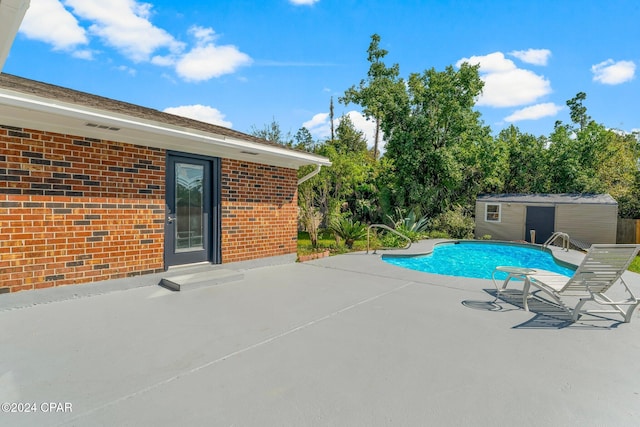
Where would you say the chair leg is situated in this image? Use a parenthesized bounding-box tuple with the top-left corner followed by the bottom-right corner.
(522, 278, 532, 311)
(623, 302, 640, 323)
(572, 299, 588, 322)
(573, 294, 639, 323)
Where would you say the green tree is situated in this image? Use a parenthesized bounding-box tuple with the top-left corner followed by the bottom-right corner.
(250, 119, 292, 146)
(332, 114, 368, 154)
(293, 127, 315, 152)
(382, 61, 488, 217)
(298, 114, 377, 226)
(497, 125, 549, 193)
(546, 93, 640, 216)
(592, 128, 639, 216)
(566, 91, 590, 131)
(341, 34, 405, 160)
(329, 96, 335, 141)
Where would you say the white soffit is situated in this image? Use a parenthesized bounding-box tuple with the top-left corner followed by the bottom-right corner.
(0, 88, 331, 169)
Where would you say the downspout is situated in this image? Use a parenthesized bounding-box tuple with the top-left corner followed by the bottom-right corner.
(297, 163, 322, 185)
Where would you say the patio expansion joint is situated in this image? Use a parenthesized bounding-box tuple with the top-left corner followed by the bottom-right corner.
(302, 261, 478, 291)
(59, 280, 416, 425)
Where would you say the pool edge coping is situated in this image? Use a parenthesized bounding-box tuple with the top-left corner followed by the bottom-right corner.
(380, 239, 583, 270)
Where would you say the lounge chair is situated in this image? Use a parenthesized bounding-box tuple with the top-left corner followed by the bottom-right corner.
(497, 244, 640, 323)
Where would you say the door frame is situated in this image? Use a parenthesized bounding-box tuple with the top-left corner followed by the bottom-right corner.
(164, 151, 221, 268)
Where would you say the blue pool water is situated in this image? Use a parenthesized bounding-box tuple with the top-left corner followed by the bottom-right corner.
(382, 242, 576, 279)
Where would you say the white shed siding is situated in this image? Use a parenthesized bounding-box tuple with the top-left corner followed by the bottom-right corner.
(475, 202, 526, 240)
(474, 194, 618, 244)
(556, 204, 617, 244)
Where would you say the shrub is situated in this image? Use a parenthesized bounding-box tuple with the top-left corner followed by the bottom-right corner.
(383, 207, 430, 242)
(430, 205, 475, 239)
(329, 217, 368, 249)
(299, 205, 323, 248)
(426, 230, 450, 239)
(395, 224, 425, 242)
(386, 207, 429, 233)
(372, 230, 407, 248)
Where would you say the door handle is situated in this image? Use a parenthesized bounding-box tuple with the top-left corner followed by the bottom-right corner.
(167, 216, 176, 224)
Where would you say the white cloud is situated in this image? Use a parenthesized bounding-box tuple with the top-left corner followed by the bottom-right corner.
(64, 0, 183, 62)
(480, 69, 551, 107)
(457, 52, 551, 108)
(115, 65, 137, 76)
(173, 26, 252, 81)
(303, 110, 379, 150)
(72, 49, 94, 60)
(591, 59, 636, 85)
(19, 0, 88, 52)
(346, 111, 377, 149)
(459, 52, 515, 73)
(163, 104, 232, 128)
(509, 49, 551, 66)
(174, 45, 252, 81)
(303, 112, 331, 138)
(289, 0, 320, 5)
(19, 1, 252, 82)
(504, 103, 563, 122)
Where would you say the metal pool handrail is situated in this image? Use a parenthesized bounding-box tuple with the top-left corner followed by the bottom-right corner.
(366, 224, 412, 254)
(543, 231, 570, 251)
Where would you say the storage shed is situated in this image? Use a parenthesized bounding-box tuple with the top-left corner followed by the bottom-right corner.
(474, 194, 618, 245)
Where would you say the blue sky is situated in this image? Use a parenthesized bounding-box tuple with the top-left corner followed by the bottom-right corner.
(5, 0, 639, 149)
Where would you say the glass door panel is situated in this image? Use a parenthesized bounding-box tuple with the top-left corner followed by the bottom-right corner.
(175, 163, 204, 252)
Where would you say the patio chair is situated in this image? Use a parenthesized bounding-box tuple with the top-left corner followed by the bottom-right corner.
(499, 244, 640, 323)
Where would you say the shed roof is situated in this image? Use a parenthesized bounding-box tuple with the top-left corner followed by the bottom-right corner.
(477, 193, 618, 205)
(0, 73, 331, 169)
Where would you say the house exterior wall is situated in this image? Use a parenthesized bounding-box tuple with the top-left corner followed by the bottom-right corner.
(0, 125, 299, 293)
(0, 125, 166, 293)
(221, 159, 298, 263)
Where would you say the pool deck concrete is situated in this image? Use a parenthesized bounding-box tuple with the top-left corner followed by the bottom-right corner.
(1, 240, 640, 426)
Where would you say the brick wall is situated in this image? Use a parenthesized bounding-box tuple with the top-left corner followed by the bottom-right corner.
(0, 125, 300, 293)
(221, 159, 298, 263)
(0, 125, 165, 293)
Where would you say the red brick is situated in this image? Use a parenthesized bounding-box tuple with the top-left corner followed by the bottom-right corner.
(1, 126, 300, 293)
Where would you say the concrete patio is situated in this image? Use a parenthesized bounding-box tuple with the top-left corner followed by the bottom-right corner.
(1, 241, 640, 426)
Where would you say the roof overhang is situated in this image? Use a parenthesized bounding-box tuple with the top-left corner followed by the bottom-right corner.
(0, 87, 331, 169)
(477, 193, 617, 205)
(0, 0, 29, 71)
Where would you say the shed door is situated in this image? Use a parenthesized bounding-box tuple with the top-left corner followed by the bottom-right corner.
(525, 206, 555, 244)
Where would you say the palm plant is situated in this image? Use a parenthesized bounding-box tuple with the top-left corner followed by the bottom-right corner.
(329, 217, 368, 249)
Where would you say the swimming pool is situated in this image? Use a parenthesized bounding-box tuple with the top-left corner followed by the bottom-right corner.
(382, 241, 576, 279)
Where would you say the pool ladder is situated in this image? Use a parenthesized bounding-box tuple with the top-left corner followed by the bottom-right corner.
(366, 224, 412, 254)
(543, 231, 570, 251)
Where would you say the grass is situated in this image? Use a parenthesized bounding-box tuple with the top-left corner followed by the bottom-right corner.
(630, 256, 640, 274)
(297, 228, 453, 257)
(297, 230, 369, 257)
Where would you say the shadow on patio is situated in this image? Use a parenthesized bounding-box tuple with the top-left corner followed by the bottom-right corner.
(462, 288, 627, 330)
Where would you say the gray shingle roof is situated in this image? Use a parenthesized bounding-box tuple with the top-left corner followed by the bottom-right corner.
(0, 72, 302, 154)
(477, 193, 617, 205)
